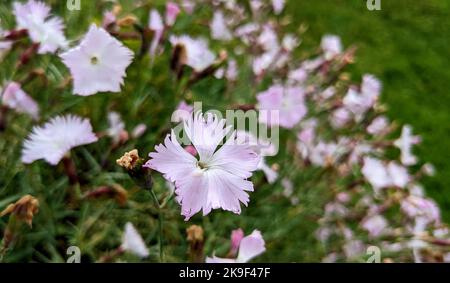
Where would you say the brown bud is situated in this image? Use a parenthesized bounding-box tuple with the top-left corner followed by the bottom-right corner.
(186, 225, 204, 263)
(116, 149, 140, 170)
(117, 15, 138, 27)
(0, 195, 39, 227)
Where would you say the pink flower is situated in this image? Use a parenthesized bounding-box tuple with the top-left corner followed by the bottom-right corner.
(210, 11, 232, 41)
(148, 9, 164, 58)
(102, 11, 116, 28)
(401, 196, 440, 224)
(330, 107, 351, 129)
(1, 82, 39, 120)
(362, 157, 410, 192)
(367, 116, 389, 135)
(171, 100, 193, 123)
(272, 0, 285, 15)
(170, 35, 216, 72)
(165, 2, 181, 26)
(394, 125, 421, 166)
(22, 115, 98, 165)
(121, 222, 149, 258)
(60, 24, 134, 96)
(144, 112, 260, 220)
(257, 85, 307, 129)
(206, 230, 266, 263)
(320, 35, 342, 60)
(230, 228, 244, 255)
(361, 215, 388, 237)
(13, 0, 67, 54)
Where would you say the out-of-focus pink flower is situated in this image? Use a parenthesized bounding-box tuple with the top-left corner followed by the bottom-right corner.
(272, 0, 285, 15)
(309, 141, 341, 167)
(170, 35, 216, 72)
(330, 107, 351, 129)
(106, 111, 126, 144)
(22, 115, 98, 165)
(288, 67, 308, 84)
(13, 0, 67, 54)
(206, 230, 265, 263)
(394, 125, 421, 166)
(165, 2, 181, 26)
(320, 34, 342, 60)
(282, 34, 299, 51)
(362, 157, 410, 192)
(102, 11, 116, 28)
(361, 215, 388, 237)
(343, 80, 379, 122)
(131, 123, 147, 138)
(144, 112, 260, 220)
(60, 24, 134, 96)
(401, 195, 440, 224)
(225, 59, 238, 81)
(181, 0, 195, 14)
(148, 9, 164, 58)
(367, 116, 389, 135)
(121, 222, 149, 258)
(0, 24, 12, 59)
(171, 100, 193, 123)
(1, 82, 39, 120)
(257, 85, 307, 129)
(230, 228, 244, 255)
(343, 240, 365, 259)
(211, 11, 232, 41)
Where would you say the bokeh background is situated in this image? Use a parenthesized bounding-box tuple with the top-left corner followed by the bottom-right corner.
(288, 0, 450, 221)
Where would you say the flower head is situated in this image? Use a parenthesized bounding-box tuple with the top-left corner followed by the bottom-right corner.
(394, 125, 421, 166)
(121, 222, 149, 258)
(60, 24, 134, 96)
(13, 0, 67, 54)
(144, 112, 260, 220)
(170, 35, 216, 72)
(321, 34, 342, 60)
(206, 230, 266, 263)
(165, 2, 181, 26)
(211, 11, 232, 41)
(257, 84, 307, 129)
(22, 115, 98, 165)
(1, 82, 39, 120)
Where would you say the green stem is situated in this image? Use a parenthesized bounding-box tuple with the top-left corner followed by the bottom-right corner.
(150, 190, 164, 262)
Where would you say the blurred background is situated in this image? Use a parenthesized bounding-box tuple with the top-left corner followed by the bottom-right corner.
(287, 0, 450, 220)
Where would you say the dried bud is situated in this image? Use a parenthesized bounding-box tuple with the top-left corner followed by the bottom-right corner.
(0, 195, 39, 227)
(117, 15, 138, 27)
(116, 149, 140, 170)
(186, 225, 204, 263)
(83, 184, 128, 206)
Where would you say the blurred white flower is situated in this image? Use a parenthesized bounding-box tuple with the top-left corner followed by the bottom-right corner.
(22, 115, 98, 165)
(170, 35, 216, 72)
(13, 0, 67, 54)
(394, 125, 421, 166)
(1, 81, 39, 120)
(272, 0, 285, 15)
(211, 11, 232, 41)
(320, 34, 342, 60)
(361, 215, 388, 237)
(367, 116, 389, 135)
(121, 222, 149, 258)
(106, 111, 126, 144)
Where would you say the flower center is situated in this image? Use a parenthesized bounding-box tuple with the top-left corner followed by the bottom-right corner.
(197, 161, 208, 170)
(90, 56, 99, 65)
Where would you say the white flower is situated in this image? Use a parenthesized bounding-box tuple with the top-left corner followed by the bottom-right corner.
(22, 115, 98, 165)
(60, 24, 134, 96)
(320, 34, 342, 60)
(170, 35, 216, 72)
(272, 0, 285, 15)
(361, 215, 388, 237)
(1, 81, 39, 120)
(394, 125, 421, 166)
(362, 157, 410, 191)
(210, 11, 232, 41)
(121, 222, 149, 258)
(106, 111, 126, 143)
(13, 0, 67, 54)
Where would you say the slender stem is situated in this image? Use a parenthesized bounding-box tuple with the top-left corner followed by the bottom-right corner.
(150, 190, 164, 262)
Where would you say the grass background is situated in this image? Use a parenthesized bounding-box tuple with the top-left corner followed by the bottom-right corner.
(288, 0, 450, 221)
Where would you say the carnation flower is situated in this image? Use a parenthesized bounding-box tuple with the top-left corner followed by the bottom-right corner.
(257, 84, 307, 129)
(367, 116, 389, 135)
(13, 0, 67, 54)
(165, 2, 181, 26)
(170, 35, 216, 72)
(361, 215, 388, 238)
(362, 157, 410, 192)
(171, 100, 193, 123)
(106, 111, 127, 144)
(120, 222, 149, 258)
(320, 34, 342, 60)
(145, 112, 260, 220)
(394, 125, 421, 166)
(1, 82, 39, 120)
(149, 9, 164, 58)
(401, 196, 440, 224)
(22, 115, 98, 165)
(211, 11, 232, 41)
(60, 24, 134, 96)
(206, 230, 266, 263)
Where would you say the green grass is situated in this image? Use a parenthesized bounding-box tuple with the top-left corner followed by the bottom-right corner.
(288, 0, 450, 221)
